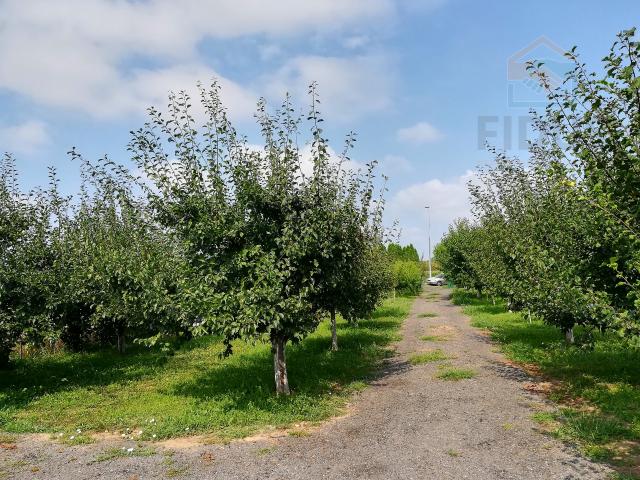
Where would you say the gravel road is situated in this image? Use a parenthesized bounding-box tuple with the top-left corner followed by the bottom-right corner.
(2, 288, 613, 479)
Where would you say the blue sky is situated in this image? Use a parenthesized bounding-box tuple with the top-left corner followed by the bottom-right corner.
(1, 0, 637, 258)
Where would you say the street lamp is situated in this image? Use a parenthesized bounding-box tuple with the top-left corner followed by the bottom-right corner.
(425, 206, 432, 278)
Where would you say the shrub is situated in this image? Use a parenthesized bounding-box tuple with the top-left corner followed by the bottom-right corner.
(392, 260, 423, 296)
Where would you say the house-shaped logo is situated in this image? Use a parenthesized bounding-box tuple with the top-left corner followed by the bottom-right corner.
(507, 36, 572, 107)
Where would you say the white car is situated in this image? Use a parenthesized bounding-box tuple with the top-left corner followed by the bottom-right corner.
(427, 274, 446, 286)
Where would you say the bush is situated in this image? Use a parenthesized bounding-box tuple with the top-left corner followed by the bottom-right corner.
(392, 260, 423, 296)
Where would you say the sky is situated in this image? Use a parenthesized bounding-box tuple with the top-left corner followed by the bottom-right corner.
(1, 0, 638, 259)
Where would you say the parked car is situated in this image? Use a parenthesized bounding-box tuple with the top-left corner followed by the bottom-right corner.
(427, 273, 446, 286)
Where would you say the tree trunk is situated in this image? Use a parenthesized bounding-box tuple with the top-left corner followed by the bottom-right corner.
(271, 335, 290, 395)
(564, 326, 574, 345)
(330, 308, 338, 352)
(117, 326, 126, 354)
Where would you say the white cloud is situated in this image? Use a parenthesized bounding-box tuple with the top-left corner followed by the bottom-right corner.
(0, 121, 50, 154)
(343, 35, 370, 49)
(1, 1, 395, 54)
(380, 154, 413, 174)
(264, 55, 394, 122)
(389, 170, 474, 222)
(0, 0, 402, 120)
(128, 65, 258, 121)
(385, 171, 474, 255)
(259, 45, 283, 62)
(399, 0, 448, 13)
(0, 28, 257, 121)
(397, 121, 443, 144)
(298, 143, 365, 177)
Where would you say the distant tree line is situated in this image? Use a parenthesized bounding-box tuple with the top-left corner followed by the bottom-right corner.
(435, 29, 640, 343)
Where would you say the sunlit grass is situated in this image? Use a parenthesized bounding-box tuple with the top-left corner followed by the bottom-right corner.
(409, 349, 449, 365)
(435, 367, 476, 380)
(0, 297, 412, 441)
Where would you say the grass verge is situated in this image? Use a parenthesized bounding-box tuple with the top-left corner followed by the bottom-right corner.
(0, 297, 412, 442)
(453, 289, 640, 476)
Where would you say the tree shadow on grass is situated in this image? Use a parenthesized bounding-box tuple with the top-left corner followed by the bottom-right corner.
(475, 304, 511, 315)
(369, 304, 409, 319)
(0, 339, 215, 414)
(0, 300, 409, 426)
(171, 326, 399, 412)
(547, 345, 640, 387)
(480, 317, 640, 387)
(337, 319, 400, 332)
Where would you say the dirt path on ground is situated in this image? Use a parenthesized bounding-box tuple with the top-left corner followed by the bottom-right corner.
(3, 288, 613, 479)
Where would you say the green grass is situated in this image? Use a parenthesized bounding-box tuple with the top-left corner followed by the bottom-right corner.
(531, 411, 556, 425)
(609, 473, 640, 480)
(418, 312, 438, 318)
(93, 445, 156, 463)
(256, 446, 276, 456)
(420, 335, 449, 342)
(0, 297, 412, 442)
(453, 289, 640, 470)
(409, 349, 449, 365)
(57, 432, 95, 445)
(436, 367, 476, 381)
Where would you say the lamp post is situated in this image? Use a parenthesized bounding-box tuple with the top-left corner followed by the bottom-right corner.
(425, 205, 432, 278)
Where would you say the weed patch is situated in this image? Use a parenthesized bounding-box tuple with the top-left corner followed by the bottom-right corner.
(257, 447, 275, 456)
(93, 445, 156, 463)
(409, 350, 449, 365)
(436, 367, 476, 381)
(420, 335, 448, 342)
